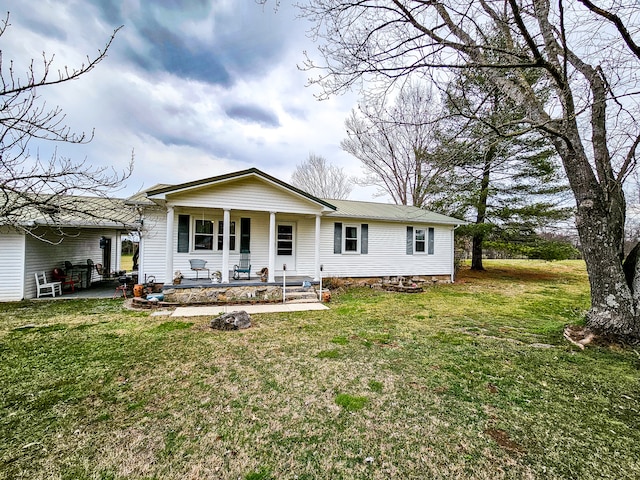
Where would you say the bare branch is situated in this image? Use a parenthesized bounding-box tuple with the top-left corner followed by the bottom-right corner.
(0, 13, 131, 234)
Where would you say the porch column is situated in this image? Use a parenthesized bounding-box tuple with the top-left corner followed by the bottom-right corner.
(268, 211, 276, 282)
(314, 214, 321, 281)
(165, 205, 174, 284)
(222, 208, 231, 283)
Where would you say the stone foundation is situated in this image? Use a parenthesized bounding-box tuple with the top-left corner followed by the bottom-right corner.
(163, 285, 283, 305)
(340, 275, 452, 288)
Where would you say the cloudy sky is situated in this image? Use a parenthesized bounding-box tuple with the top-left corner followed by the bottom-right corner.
(4, 1, 376, 199)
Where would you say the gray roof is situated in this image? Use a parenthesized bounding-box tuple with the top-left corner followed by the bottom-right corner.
(125, 185, 170, 206)
(2, 194, 138, 228)
(323, 198, 465, 225)
(125, 169, 464, 226)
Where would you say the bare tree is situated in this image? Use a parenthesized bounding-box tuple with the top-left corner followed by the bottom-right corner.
(297, 1, 640, 341)
(342, 83, 448, 207)
(0, 13, 132, 239)
(290, 153, 353, 199)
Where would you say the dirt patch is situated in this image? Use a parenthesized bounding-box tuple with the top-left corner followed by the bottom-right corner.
(485, 428, 525, 454)
(563, 325, 630, 349)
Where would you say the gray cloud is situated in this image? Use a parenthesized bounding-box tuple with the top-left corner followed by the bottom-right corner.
(224, 103, 280, 127)
(91, 0, 297, 87)
(4, 1, 369, 199)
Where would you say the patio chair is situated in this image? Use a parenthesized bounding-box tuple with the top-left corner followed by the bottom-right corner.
(35, 271, 62, 298)
(233, 252, 251, 280)
(95, 263, 107, 281)
(189, 259, 210, 280)
(65, 260, 86, 288)
(51, 267, 76, 293)
(87, 259, 95, 284)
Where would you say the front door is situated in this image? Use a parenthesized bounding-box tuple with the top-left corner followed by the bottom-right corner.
(276, 223, 295, 272)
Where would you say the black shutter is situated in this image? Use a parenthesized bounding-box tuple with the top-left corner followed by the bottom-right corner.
(428, 227, 435, 254)
(177, 215, 190, 253)
(334, 222, 342, 254)
(240, 218, 251, 253)
(406, 226, 414, 255)
(361, 224, 368, 254)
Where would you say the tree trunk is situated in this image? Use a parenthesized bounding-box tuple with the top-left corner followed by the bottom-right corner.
(577, 199, 639, 339)
(561, 143, 640, 340)
(471, 145, 494, 271)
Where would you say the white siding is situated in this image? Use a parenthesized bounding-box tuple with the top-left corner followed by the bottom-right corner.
(145, 208, 456, 282)
(166, 177, 325, 215)
(23, 228, 121, 299)
(0, 228, 26, 301)
(139, 208, 168, 283)
(319, 219, 454, 278)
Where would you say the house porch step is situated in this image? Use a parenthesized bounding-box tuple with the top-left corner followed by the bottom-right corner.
(286, 298, 321, 304)
(284, 289, 319, 303)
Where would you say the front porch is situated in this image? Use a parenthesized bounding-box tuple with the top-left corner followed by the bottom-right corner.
(160, 207, 324, 285)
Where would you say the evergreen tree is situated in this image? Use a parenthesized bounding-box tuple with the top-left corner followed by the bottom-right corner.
(431, 68, 571, 270)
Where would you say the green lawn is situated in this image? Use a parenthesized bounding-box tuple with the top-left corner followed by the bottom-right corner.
(120, 253, 133, 272)
(1, 260, 638, 479)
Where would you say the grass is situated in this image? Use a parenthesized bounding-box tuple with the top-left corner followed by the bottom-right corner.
(1, 260, 639, 479)
(120, 253, 133, 272)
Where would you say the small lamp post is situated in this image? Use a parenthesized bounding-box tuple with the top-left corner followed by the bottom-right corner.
(282, 264, 287, 304)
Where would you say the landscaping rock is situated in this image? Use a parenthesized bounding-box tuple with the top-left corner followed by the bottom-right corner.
(210, 311, 252, 330)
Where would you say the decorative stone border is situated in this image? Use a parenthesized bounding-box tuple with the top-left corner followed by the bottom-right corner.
(162, 284, 283, 305)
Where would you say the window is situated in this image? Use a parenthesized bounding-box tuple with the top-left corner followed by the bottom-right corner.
(407, 226, 435, 255)
(415, 228, 426, 253)
(194, 219, 213, 250)
(277, 224, 293, 256)
(334, 222, 368, 254)
(217, 221, 236, 251)
(344, 225, 359, 253)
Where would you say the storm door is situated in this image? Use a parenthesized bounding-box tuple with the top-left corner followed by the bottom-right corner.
(276, 223, 295, 271)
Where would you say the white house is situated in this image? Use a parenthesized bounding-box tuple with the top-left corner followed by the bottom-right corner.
(0, 168, 465, 301)
(132, 168, 464, 285)
(0, 197, 136, 301)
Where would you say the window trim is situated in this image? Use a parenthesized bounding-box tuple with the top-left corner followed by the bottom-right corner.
(414, 228, 427, 254)
(343, 223, 360, 254)
(408, 225, 435, 255)
(193, 218, 214, 251)
(191, 218, 240, 253)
